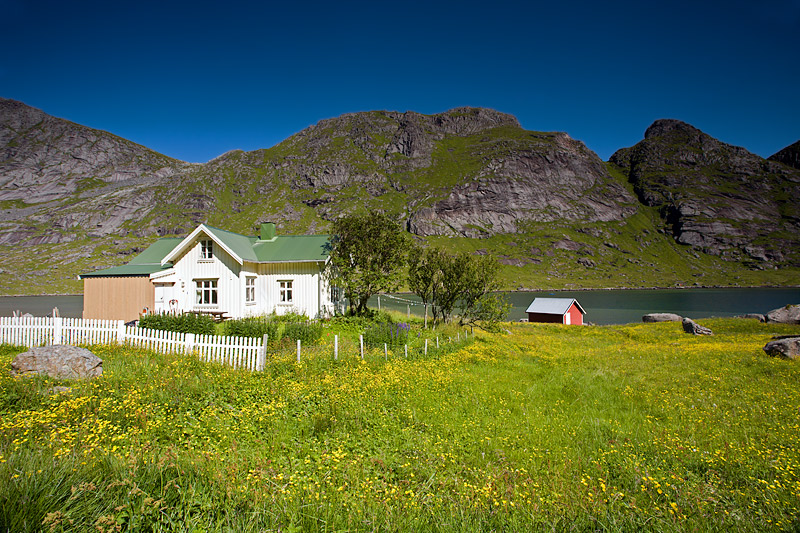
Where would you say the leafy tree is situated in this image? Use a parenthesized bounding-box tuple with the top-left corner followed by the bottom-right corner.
(408, 247, 508, 328)
(325, 211, 410, 315)
(457, 255, 509, 329)
(407, 245, 444, 328)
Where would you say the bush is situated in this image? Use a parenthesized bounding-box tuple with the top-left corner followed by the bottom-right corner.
(284, 321, 323, 345)
(224, 316, 279, 339)
(138, 312, 216, 335)
(364, 322, 410, 347)
(224, 316, 323, 345)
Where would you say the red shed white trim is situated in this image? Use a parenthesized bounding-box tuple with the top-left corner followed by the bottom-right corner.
(525, 298, 586, 325)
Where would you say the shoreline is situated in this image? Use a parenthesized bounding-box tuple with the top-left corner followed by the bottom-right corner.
(2, 284, 800, 298)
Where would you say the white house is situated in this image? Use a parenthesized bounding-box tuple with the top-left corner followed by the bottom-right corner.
(81, 223, 337, 321)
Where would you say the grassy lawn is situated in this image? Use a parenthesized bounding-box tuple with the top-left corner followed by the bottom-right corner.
(1, 318, 799, 531)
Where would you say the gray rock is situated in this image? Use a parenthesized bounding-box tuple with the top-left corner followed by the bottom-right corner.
(735, 313, 765, 322)
(763, 337, 800, 360)
(642, 313, 683, 323)
(765, 304, 800, 324)
(11, 345, 103, 379)
(682, 318, 713, 335)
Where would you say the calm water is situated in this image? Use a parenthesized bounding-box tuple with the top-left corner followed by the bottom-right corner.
(0, 295, 83, 318)
(1, 288, 798, 325)
(372, 287, 800, 325)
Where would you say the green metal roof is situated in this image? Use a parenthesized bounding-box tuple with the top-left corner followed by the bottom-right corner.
(128, 238, 183, 265)
(80, 228, 330, 279)
(202, 226, 329, 263)
(204, 226, 259, 262)
(80, 238, 181, 278)
(253, 234, 330, 262)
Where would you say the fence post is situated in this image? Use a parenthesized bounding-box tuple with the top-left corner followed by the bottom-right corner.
(457, 332, 460, 342)
(436, 336, 439, 349)
(359, 335, 364, 359)
(259, 334, 268, 370)
(297, 339, 301, 363)
(384, 343, 387, 360)
(117, 321, 126, 344)
(186, 333, 195, 354)
(407, 304, 410, 318)
(425, 339, 428, 356)
(334, 334, 338, 360)
(377, 296, 381, 311)
(52, 316, 62, 345)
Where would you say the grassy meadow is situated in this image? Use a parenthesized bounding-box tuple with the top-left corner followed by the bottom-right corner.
(1, 318, 800, 531)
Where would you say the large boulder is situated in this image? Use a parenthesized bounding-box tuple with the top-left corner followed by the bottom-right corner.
(643, 313, 683, 323)
(10, 345, 103, 379)
(682, 318, 713, 335)
(765, 305, 800, 324)
(763, 337, 800, 360)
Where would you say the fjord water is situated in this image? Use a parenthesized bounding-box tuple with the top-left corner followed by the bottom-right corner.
(1, 288, 798, 325)
(375, 287, 800, 325)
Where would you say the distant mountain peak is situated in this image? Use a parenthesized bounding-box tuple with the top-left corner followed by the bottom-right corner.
(644, 119, 704, 140)
(769, 140, 800, 169)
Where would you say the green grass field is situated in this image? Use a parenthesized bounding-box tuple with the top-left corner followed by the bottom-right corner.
(2, 318, 799, 531)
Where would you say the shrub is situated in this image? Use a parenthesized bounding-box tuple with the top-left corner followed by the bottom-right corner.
(224, 316, 322, 345)
(138, 312, 216, 335)
(284, 321, 323, 345)
(364, 322, 410, 347)
(224, 316, 278, 339)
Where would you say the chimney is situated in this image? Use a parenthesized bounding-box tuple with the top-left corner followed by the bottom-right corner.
(260, 222, 276, 240)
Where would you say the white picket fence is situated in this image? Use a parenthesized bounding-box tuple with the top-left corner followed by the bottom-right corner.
(0, 316, 266, 371)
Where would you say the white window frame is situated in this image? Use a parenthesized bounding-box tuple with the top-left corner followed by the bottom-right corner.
(195, 279, 218, 306)
(278, 280, 293, 304)
(200, 239, 214, 260)
(245, 276, 256, 305)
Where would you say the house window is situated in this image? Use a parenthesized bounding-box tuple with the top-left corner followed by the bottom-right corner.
(245, 276, 256, 304)
(200, 239, 213, 260)
(195, 279, 218, 305)
(279, 280, 293, 303)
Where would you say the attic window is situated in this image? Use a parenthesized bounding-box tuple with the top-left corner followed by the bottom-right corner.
(200, 239, 213, 260)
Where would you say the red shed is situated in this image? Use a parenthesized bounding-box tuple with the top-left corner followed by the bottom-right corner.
(525, 298, 586, 325)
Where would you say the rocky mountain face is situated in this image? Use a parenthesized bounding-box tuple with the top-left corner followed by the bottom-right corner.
(1, 99, 798, 294)
(230, 107, 639, 238)
(610, 119, 800, 266)
(769, 140, 800, 170)
(0, 98, 195, 246)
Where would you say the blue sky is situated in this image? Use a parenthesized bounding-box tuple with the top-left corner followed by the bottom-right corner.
(2, 0, 798, 163)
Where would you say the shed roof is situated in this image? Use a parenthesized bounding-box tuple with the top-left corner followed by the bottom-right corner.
(525, 298, 586, 315)
(79, 238, 182, 278)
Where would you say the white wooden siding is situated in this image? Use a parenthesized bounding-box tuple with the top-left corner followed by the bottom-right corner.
(256, 262, 322, 317)
(171, 239, 241, 315)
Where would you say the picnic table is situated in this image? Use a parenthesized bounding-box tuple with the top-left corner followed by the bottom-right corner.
(190, 310, 230, 322)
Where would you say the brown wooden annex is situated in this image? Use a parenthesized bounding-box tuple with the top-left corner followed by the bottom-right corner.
(82, 275, 155, 322)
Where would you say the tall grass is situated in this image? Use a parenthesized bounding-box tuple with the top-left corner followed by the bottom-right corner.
(1, 318, 799, 531)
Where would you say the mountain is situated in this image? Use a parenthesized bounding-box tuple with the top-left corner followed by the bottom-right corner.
(769, 140, 800, 170)
(1, 98, 799, 295)
(610, 119, 800, 265)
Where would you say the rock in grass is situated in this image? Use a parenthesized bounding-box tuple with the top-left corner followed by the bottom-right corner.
(642, 313, 682, 323)
(763, 337, 800, 360)
(735, 313, 765, 322)
(11, 345, 103, 379)
(765, 304, 800, 324)
(682, 318, 713, 335)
